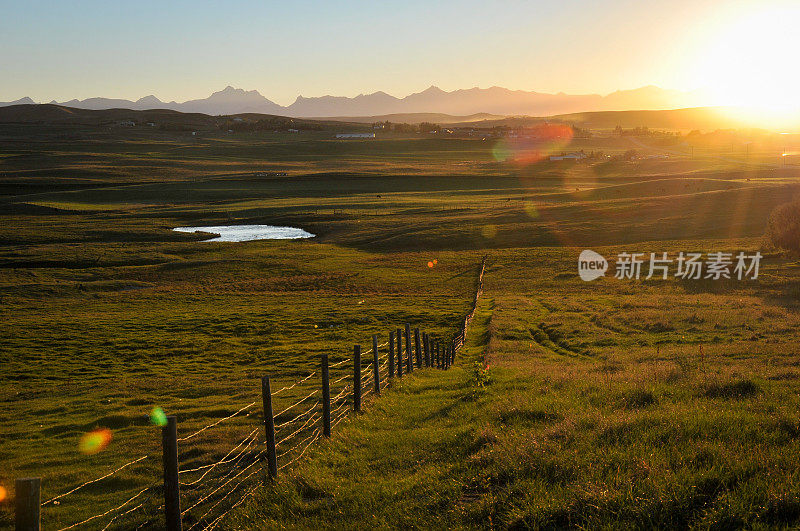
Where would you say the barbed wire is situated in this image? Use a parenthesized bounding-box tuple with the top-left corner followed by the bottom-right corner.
(332, 373, 349, 385)
(178, 402, 256, 443)
(179, 429, 260, 486)
(274, 399, 319, 430)
(331, 407, 349, 430)
(204, 480, 260, 531)
(271, 370, 317, 396)
(56, 485, 155, 531)
(181, 449, 265, 517)
(43, 454, 150, 506)
(273, 389, 319, 419)
(276, 412, 321, 448)
(277, 428, 319, 460)
(185, 463, 263, 531)
(331, 385, 350, 404)
(99, 496, 149, 531)
(278, 429, 321, 471)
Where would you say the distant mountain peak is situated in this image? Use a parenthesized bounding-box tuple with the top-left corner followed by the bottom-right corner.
(421, 85, 445, 94)
(1, 84, 707, 119)
(136, 95, 162, 104)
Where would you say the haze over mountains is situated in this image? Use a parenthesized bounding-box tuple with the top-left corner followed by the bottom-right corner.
(0, 85, 706, 118)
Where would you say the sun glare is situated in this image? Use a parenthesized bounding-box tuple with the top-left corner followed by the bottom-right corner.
(689, 3, 800, 124)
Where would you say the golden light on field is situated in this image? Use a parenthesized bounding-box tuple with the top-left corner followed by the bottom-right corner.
(689, 3, 800, 124)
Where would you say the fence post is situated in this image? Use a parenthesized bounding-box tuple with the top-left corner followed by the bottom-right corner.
(388, 331, 395, 379)
(452, 340, 456, 364)
(414, 328, 422, 368)
(353, 345, 362, 413)
(261, 377, 278, 481)
(405, 324, 413, 373)
(444, 346, 449, 369)
(15, 478, 40, 531)
(372, 335, 381, 396)
(321, 355, 331, 438)
(162, 416, 182, 531)
(423, 333, 431, 367)
(396, 328, 403, 377)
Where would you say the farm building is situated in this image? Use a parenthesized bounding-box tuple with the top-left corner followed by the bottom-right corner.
(550, 152, 587, 161)
(335, 133, 376, 139)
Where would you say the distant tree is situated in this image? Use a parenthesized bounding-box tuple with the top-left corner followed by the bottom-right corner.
(766, 200, 800, 252)
(393, 122, 415, 133)
(418, 122, 440, 133)
(614, 125, 623, 136)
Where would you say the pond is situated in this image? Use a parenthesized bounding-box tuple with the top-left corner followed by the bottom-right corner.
(173, 224, 315, 242)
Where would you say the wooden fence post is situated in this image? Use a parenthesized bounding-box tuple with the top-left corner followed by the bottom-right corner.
(423, 333, 431, 367)
(452, 340, 456, 364)
(405, 324, 413, 373)
(414, 328, 422, 368)
(321, 355, 331, 438)
(261, 377, 278, 480)
(15, 478, 40, 531)
(162, 416, 182, 531)
(372, 335, 381, 396)
(436, 342, 441, 369)
(354, 345, 362, 413)
(396, 328, 403, 377)
(388, 331, 395, 379)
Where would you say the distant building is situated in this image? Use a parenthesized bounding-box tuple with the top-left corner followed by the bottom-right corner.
(550, 152, 587, 161)
(118, 120, 135, 127)
(335, 133, 375, 139)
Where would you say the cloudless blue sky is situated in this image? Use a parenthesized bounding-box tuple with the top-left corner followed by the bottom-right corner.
(0, 0, 786, 104)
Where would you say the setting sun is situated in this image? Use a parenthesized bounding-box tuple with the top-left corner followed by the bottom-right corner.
(688, 3, 800, 122)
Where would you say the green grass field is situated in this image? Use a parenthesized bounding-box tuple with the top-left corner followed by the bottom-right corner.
(3, 122, 800, 529)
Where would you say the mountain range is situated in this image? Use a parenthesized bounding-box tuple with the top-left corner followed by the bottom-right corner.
(0, 85, 707, 119)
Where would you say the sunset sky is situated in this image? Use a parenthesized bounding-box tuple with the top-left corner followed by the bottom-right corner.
(2, 0, 799, 111)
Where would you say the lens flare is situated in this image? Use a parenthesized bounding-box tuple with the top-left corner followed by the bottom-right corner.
(0, 486, 7, 502)
(150, 406, 168, 427)
(79, 428, 113, 455)
(492, 124, 574, 165)
(433, 259, 438, 265)
(427, 261, 434, 268)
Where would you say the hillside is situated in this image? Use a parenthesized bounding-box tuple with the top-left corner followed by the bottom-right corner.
(0, 104, 365, 132)
(457, 107, 768, 131)
(0, 103, 773, 134)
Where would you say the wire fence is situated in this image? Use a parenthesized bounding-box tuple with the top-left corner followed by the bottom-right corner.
(10, 258, 486, 530)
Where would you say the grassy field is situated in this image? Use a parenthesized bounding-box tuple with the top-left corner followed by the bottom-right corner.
(3, 121, 800, 529)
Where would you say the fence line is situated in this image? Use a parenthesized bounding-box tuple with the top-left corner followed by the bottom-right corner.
(14, 257, 487, 530)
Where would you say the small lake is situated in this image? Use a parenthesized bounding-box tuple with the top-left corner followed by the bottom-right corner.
(173, 225, 315, 242)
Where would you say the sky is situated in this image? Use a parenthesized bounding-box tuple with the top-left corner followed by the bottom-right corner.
(2, 0, 799, 108)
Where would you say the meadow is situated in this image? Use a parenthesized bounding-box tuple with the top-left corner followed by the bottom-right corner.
(2, 120, 800, 529)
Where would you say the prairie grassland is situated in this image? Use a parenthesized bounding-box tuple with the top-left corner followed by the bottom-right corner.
(231, 242, 800, 529)
(3, 125, 800, 528)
